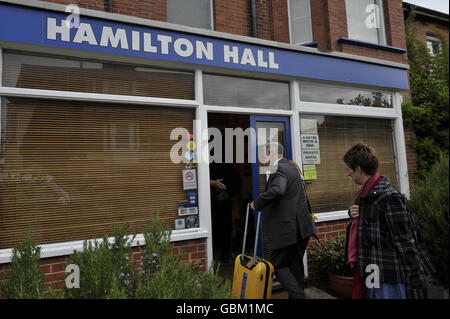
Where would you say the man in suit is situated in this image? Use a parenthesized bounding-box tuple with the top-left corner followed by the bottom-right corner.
(250, 142, 314, 299)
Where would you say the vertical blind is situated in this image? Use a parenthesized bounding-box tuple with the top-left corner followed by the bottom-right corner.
(301, 115, 398, 213)
(0, 98, 194, 249)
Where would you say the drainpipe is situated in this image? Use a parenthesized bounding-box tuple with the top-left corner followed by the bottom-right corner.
(251, 0, 257, 38)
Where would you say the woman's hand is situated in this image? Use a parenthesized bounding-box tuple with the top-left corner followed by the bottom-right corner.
(349, 205, 359, 218)
(210, 178, 227, 190)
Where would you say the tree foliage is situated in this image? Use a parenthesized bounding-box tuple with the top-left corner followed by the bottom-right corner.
(403, 10, 449, 174)
(409, 154, 449, 287)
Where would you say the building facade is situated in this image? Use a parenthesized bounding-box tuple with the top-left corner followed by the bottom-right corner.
(0, 0, 418, 286)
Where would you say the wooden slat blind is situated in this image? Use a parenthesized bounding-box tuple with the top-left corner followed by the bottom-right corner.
(301, 115, 398, 214)
(2, 52, 194, 100)
(0, 98, 194, 249)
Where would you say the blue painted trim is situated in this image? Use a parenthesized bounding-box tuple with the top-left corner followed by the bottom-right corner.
(337, 37, 408, 54)
(300, 41, 318, 48)
(250, 116, 292, 258)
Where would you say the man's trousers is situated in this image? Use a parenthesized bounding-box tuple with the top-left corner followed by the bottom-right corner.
(270, 237, 310, 299)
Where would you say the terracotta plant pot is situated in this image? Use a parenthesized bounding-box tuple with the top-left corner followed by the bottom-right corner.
(328, 272, 353, 299)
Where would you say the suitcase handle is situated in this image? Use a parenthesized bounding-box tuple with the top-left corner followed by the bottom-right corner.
(241, 203, 261, 267)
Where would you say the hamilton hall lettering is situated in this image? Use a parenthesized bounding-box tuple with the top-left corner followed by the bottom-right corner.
(46, 18, 279, 69)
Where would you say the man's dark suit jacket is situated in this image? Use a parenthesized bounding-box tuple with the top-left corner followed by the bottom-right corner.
(253, 158, 314, 250)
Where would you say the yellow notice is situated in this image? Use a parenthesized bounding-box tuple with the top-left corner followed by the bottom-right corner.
(303, 164, 317, 180)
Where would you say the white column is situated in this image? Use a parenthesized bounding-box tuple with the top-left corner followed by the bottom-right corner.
(291, 80, 309, 278)
(194, 69, 213, 269)
(393, 92, 410, 198)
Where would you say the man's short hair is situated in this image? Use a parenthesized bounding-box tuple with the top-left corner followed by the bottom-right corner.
(343, 143, 378, 175)
(265, 142, 284, 156)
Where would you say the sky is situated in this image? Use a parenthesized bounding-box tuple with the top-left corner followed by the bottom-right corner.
(404, 0, 449, 14)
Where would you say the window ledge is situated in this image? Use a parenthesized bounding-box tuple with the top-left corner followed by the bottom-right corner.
(338, 37, 407, 54)
(0, 228, 209, 264)
(315, 210, 350, 223)
(299, 41, 318, 48)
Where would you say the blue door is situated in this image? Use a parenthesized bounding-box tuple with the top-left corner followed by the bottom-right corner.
(250, 116, 292, 258)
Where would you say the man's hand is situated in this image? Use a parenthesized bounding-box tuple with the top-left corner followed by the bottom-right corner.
(250, 201, 255, 210)
(210, 178, 227, 190)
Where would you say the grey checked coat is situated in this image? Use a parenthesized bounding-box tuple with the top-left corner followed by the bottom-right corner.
(356, 176, 435, 299)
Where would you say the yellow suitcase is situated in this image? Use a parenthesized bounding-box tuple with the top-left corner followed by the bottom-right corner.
(231, 204, 274, 299)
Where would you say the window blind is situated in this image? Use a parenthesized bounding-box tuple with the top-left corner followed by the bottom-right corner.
(0, 98, 194, 249)
(2, 52, 195, 100)
(300, 115, 398, 214)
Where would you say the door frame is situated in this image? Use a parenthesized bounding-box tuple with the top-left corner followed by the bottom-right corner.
(249, 115, 293, 258)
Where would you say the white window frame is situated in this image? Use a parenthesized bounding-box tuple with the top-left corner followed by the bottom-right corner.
(426, 35, 442, 56)
(166, 0, 214, 31)
(297, 80, 410, 221)
(287, 0, 313, 45)
(345, 0, 387, 46)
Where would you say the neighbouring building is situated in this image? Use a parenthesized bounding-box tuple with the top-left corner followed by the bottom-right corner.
(0, 0, 430, 287)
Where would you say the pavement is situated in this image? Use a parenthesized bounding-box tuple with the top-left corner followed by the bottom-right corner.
(271, 280, 338, 299)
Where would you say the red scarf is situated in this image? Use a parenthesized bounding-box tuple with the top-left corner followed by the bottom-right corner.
(348, 172, 380, 299)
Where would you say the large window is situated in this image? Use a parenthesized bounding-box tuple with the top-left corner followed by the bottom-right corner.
(203, 74, 290, 110)
(167, 0, 213, 30)
(0, 98, 194, 249)
(299, 82, 393, 108)
(299, 115, 397, 213)
(345, 0, 386, 45)
(288, 0, 313, 44)
(2, 52, 195, 99)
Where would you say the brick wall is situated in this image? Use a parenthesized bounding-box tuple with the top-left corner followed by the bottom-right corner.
(0, 238, 207, 295)
(310, 0, 330, 50)
(271, 0, 290, 42)
(404, 126, 418, 187)
(214, 0, 252, 37)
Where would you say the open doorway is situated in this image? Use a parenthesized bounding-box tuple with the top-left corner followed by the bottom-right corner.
(208, 113, 255, 280)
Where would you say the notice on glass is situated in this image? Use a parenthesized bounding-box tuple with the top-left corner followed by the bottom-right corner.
(303, 164, 317, 180)
(302, 149, 321, 165)
(301, 134, 320, 149)
(182, 169, 197, 190)
(300, 119, 318, 134)
(178, 206, 199, 216)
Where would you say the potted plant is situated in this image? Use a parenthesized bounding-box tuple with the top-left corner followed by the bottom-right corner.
(309, 236, 354, 299)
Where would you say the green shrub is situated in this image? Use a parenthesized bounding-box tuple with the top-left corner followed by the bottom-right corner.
(64, 222, 136, 299)
(1, 219, 231, 299)
(135, 219, 231, 299)
(309, 237, 353, 277)
(409, 153, 449, 287)
(0, 228, 45, 299)
(64, 219, 231, 299)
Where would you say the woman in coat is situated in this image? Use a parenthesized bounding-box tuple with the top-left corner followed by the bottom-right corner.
(343, 143, 434, 299)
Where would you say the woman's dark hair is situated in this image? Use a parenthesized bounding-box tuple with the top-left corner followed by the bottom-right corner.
(343, 143, 379, 176)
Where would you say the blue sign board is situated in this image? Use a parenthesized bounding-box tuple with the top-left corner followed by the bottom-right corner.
(0, 2, 409, 89)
